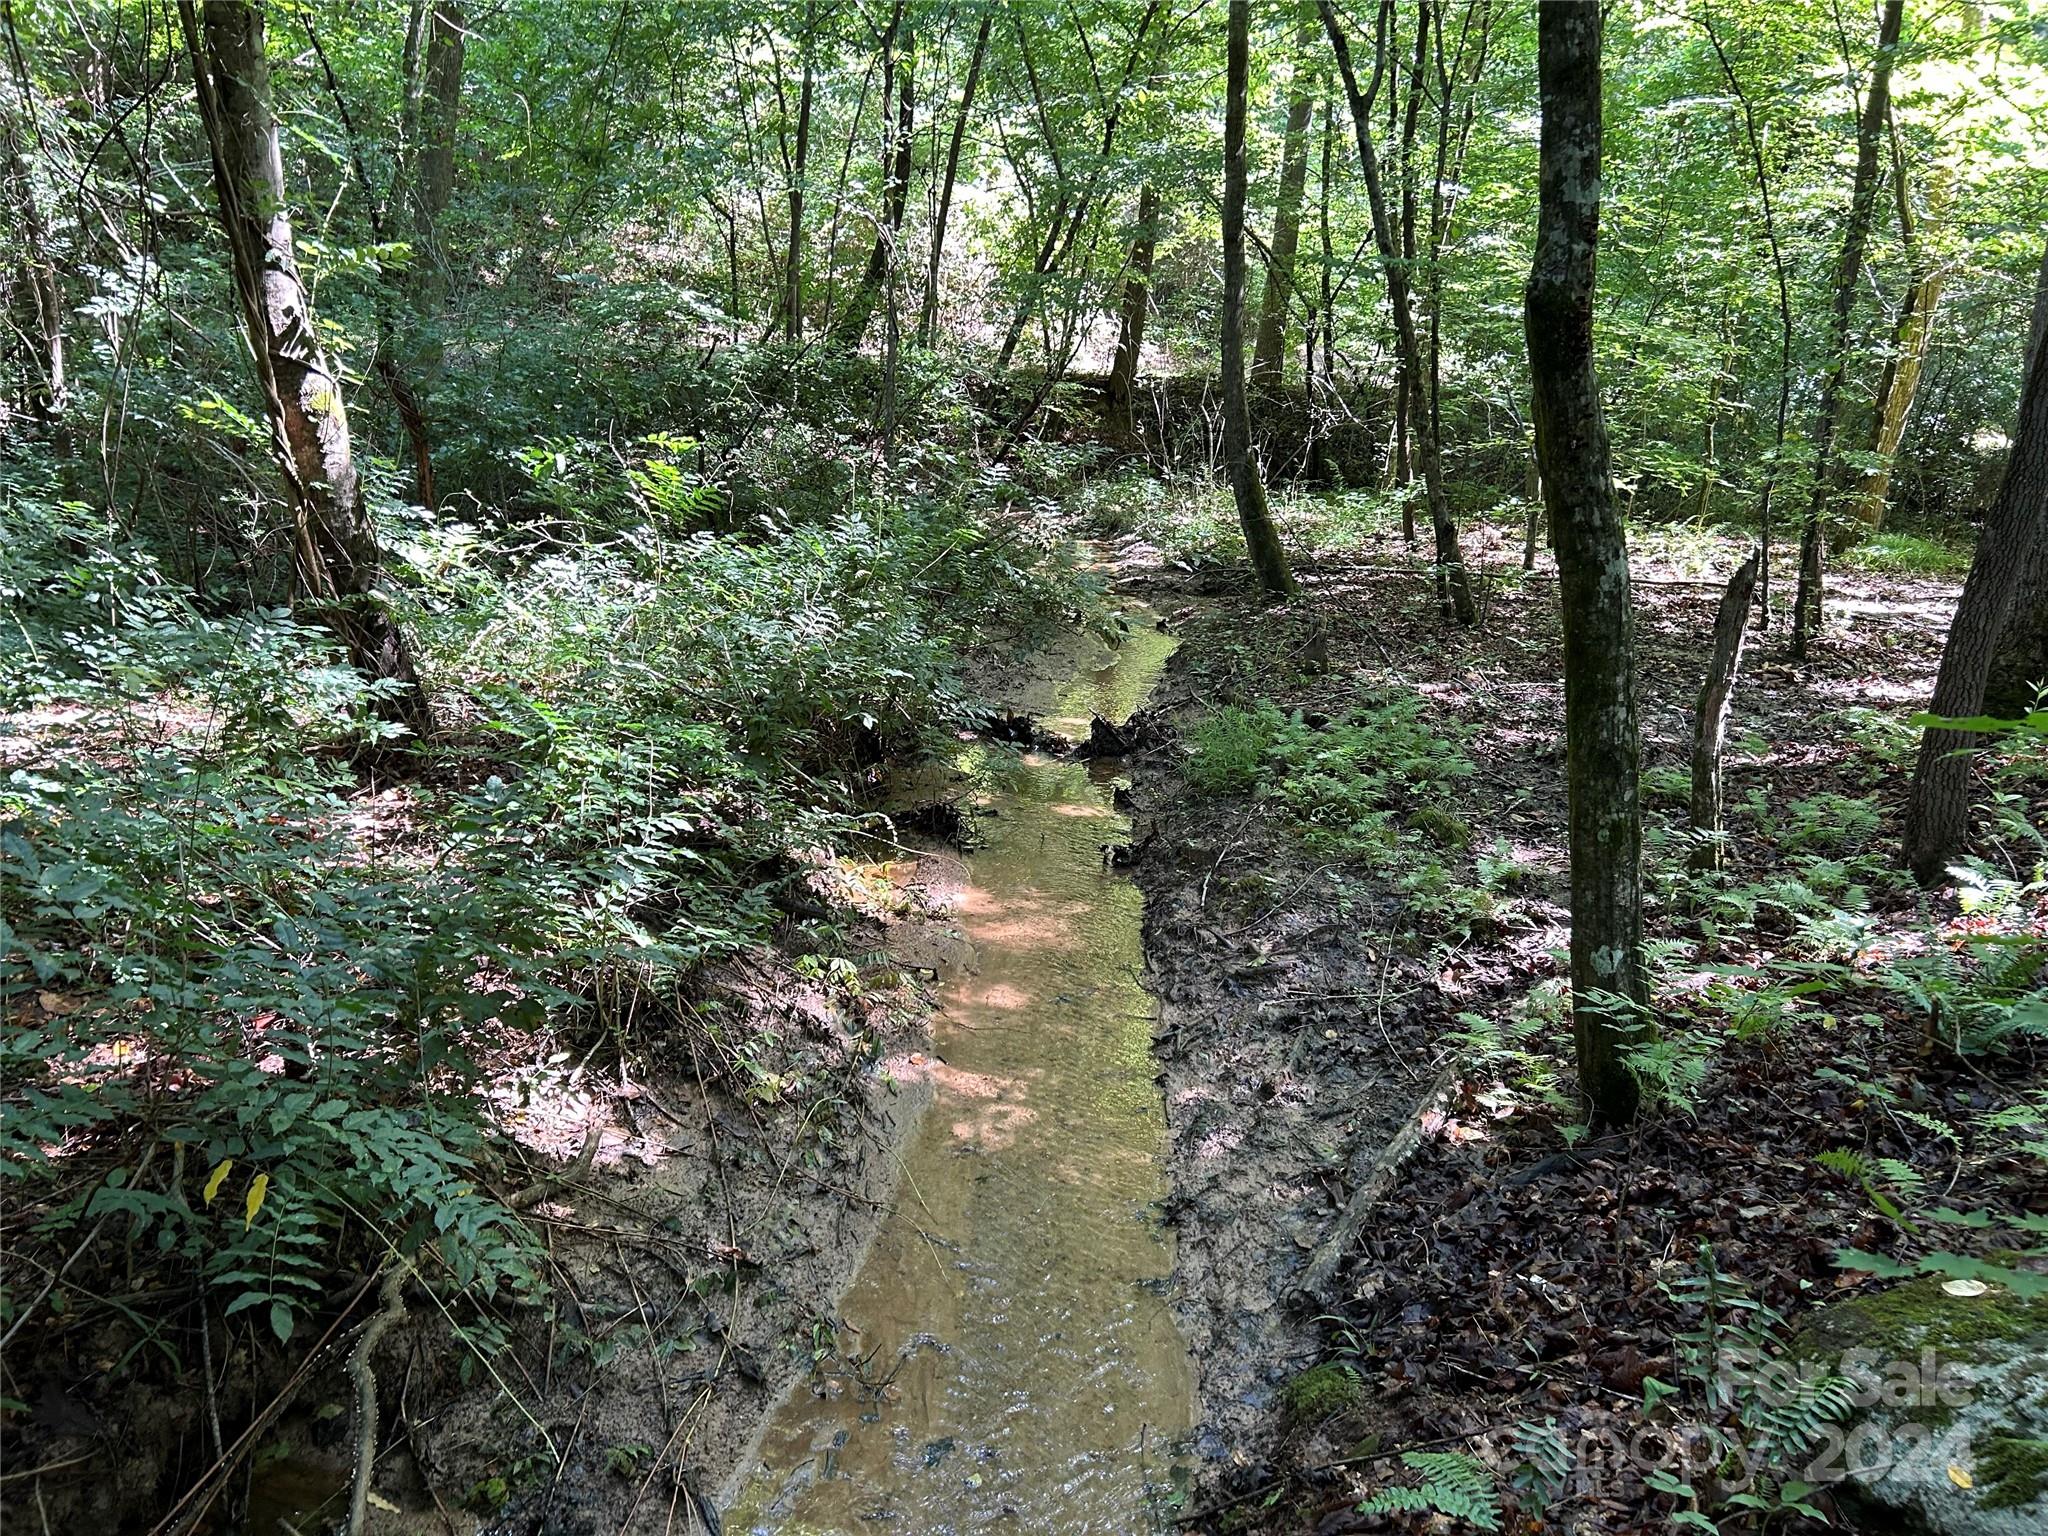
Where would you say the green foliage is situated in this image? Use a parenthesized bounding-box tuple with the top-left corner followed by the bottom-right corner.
(1184, 704, 1278, 794)
(1654, 1246, 1857, 1525)
(1279, 1361, 1362, 1422)
(1840, 530, 1976, 577)
(1, 747, 547, 1339)
(2, 377, 1093, 1355)
(1358, 1451, 1501, 1530)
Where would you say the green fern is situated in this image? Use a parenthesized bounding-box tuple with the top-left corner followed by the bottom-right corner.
(1360, 1451, 1501, 1531)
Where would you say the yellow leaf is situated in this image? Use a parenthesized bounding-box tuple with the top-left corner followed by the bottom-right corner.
(367, 1493, 401, 1515)
(244, 1172, 270, 1229)
(203, 1160, 233, 1205)
(1948, 1464, 1973, 1489)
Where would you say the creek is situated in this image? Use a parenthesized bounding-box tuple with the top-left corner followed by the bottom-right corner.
(728, 612, 1194, 1533)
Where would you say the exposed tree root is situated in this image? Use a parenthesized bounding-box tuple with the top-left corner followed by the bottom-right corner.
(344, 1264, 411, 1536)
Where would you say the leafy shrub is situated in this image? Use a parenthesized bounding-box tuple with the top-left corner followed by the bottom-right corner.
(1185, 704, 1279, 794)
(1839, 529, 1974, 577)
(1, 389, 1096, 1359)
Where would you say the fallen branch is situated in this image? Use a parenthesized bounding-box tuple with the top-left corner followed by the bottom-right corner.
(1291, 1067, 1457, 1310)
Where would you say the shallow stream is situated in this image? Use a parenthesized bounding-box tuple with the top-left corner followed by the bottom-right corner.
(728, 614, 1194, 1533)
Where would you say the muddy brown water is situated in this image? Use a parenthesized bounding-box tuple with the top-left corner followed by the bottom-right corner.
(726, 614, 1194, 1534)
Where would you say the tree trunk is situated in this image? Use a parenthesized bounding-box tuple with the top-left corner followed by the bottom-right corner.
(784, 8, 815, 342)
(1904, 242, 2048, 884)
(1986, 545, 2048, 719)
(1689, 553, 1760, 872)
(182, 0, 430, 737)
(993, 2, 1161, 371)
(1224, 0, 1297, 598)
(917, 11, 989, 347)
(1107, 182, 1158, 445)
(1852, 128, 1945, 532)
(832, 12, 914, 351)
(1521, 420, 1542, 571)
(1252, 14, 1318, 385)
(413, 2, 463, 270)
(1309, 87, 1336, 483)
(1791, 0, 1905, 659)
(1318, 0, 1475, 625)
(1525, 0, 1648, 1127)
(0, 43, 64, 428)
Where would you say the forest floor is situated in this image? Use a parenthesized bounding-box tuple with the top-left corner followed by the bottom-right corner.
(1108, 515, 2047, 1534)
(9, 502, 2043, 1536)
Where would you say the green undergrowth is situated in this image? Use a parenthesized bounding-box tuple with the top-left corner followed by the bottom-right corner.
(1839, 528, 1977, 577)
(0, 425, 1092, 1358)
(1184, 694, 1506, 932)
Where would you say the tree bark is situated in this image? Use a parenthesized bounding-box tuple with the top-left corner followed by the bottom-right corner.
(832, 10, 914, 351)
(1791, 0, 1905, 659)
(1, 26, 64, 428)
(1689, 553, 1760, 872)
(783, 5, 815, 342)
(1905, 242, 2048, 884)
(1525, 0, 1648, 1127)
(1986, 545, 2048, 720)
(1107, 182, 1158, 445)
(182, 0, 430, 737)
(1224, 0, 1297, 598)
(1252, 13, 1318, 385)
(918, 10, 989, 347)
(413, 1, 463, 269)
(1318, 0, 1475, 625)
(1851, 122, 1945, 532)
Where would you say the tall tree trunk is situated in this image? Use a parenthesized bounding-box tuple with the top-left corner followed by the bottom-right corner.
(1107, 182, 1158, 445)
(1690, 553, 1760, 871)
(1852, 123, 1945, 531)
(1904, 242, 2048, 884)
(1252, 13, 1318, 385)
(1224, 0, 1297, 598)
(0, 27, 64, 429)
(1319, 0, 1476, 625)
(1791, 0, 1906, 658)
(783, 7, 815, 342)
(1987, 545, 2048, 719)
(1307, 87, 1336, 483)
(833, 12, 915, 351)
(1525, 0, 1648, 1127)
(1423, 0, 1492, 496)
(918, 10, 989, 347)
(182, 0, 430, 737)
(413, 1, 463, 281)
(993, 1, 1161, 371)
